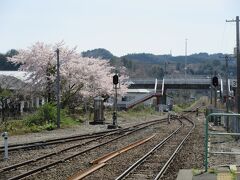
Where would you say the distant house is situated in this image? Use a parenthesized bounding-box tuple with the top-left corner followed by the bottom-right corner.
(0, 71, 45, 116)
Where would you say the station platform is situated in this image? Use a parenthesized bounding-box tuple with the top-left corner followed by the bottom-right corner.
(176, 166, 240, 180)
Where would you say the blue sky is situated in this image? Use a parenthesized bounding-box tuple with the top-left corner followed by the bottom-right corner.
(0, 0, 239, 56)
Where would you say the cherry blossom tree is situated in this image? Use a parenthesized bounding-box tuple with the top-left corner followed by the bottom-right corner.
(60, 56, 129, 110)
(8, 41, 78, 102)
(8, 42, 129, 109)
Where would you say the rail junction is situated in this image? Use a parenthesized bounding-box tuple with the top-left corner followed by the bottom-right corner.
(0, 109, 200, 180)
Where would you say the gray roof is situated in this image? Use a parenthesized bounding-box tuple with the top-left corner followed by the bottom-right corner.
(0, 72, 29, 90)
(0, 71, 31, 82)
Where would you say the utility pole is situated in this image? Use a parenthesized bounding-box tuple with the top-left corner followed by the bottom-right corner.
(184, 38, 188, 80)
(210, 85, 213, 104)
(226, 16, 240, 113)
(164, 61, 167, 76)
(184, 39, 188, 100)
(225, 55, 230, 131)
(56, 49, 61, 128)
(214, 71, 217, 108)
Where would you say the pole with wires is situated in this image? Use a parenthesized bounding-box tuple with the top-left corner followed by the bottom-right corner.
(56, 49, 61, 128)
(225, 55, 230, 131)
(184, 38, 188, 81)
(226, 16, 240, 113)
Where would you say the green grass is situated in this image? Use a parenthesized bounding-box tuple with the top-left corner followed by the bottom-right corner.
(61, 115, 80, 127)
(173, 105, 183, 112)
(0, 115, 82, 135)
(173, 102, 194, 112)
(173, 96, 209, 113)
(116, 104, 162, 121)
(0, 103, 82, 135)
(0, 104, 163, 136)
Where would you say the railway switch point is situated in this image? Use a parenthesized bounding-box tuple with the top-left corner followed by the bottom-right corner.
(107, 124, 118, 129)
(108, 111, 118, 129)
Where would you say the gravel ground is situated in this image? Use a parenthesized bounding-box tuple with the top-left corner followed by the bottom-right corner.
(122, 120, 192, 180)
(161, 113, 205, 180)
(1, 111, 219, 180)
(0, 138, 94, 168)
(0, 115, 166, 168)
(1, 114, 164, 145)
(161, 111, 240, 180)
(85, 119, 182, 180)
(0, 114, 168, 180)
(209, 125, 239, 167)
(25, 120, 178, 180)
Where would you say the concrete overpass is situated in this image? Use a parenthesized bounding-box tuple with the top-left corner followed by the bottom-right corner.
(129, 78, 214, 90)
(118, 76, 236, 110)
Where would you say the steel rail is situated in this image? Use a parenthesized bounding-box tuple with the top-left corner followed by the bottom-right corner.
(115, 117, 183, 180)
(0, 118, 168, 173)
(0, 133, 107, 152)
(69, 134, 156, 180)
(2, 118, 169, 180)
(154, 116, 195, 180)
(0, 117, 168, 152)
(115, 115, 195, 180)
(0, 130, 119, 152)
(0, 131, 116, 173)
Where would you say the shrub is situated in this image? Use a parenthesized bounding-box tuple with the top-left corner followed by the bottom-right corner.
(24, 103, 80, 131)
(0, 104, 82, 135)
(129, 104, 148, 112)
(29, 124, 43, 132)
(129, 104, 155, 113)
(43, 123, 56, 131)
(25, 103, 57, 126)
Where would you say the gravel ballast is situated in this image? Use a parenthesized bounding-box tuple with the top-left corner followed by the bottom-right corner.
(2, 112, 226, 180)
(25, 120, 178, 180)
(0, 114, 169, 179)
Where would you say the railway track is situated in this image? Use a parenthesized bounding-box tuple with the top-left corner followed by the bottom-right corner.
(0, 117, 171, 180)
(0, 118, 168, 152)
(0, 131, 110, 152)
(74, 113, 196, 180)
(1, 109, 198, 180)
(115, 115, 195, 180)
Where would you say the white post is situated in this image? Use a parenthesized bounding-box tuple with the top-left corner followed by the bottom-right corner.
(31, 96, 34, 108)
(42, 97, 45, 105)
(36, 97, 39, 108)
(2, 132, 8, 160)
(20, 101, 24, 114)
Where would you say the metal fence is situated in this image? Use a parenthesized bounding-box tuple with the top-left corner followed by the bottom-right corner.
(206, 106, 240, 133)
(205, 113, 240, 172)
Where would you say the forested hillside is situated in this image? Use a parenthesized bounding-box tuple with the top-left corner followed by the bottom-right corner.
(81, 49, 236, 78)
(1, 48, 236, 79)
(0, 49, 20, 70)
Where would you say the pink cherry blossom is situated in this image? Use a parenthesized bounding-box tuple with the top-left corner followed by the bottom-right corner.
(8, 42, 129, 103)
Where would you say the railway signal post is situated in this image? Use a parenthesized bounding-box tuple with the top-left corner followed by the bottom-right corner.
(212, 75, 218, 108)
(108, 73, 120, 129)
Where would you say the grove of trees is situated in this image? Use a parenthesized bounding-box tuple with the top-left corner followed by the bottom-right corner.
(7, 42, 129, 111)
